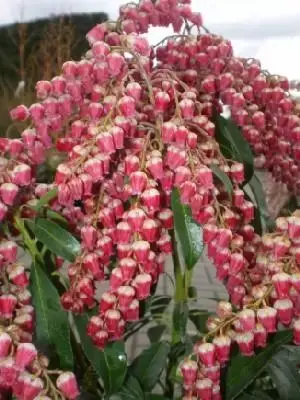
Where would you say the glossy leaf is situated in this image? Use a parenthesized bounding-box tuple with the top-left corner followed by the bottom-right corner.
(147, 325, 167, 343)
(130, 341, 170, 391)
(267, 347, 300, 400)
(237, 392, 275, 400)
(78, 393, 99, 400)
(35, 218, 80, 262)
(74, 314, 127, 395)
(150, 295, 172, 318)
(284, 196, 299, 214)
(214, 114, 254, 182)
(171, 189, 203, 270)
(172, 301, 188, 342)
(225, 330, 292, 400)
(169, 339, 194, 361)
(244, 174, 275, 234)
(248, 175, 268, 217)
(210, 164, 233, 199)
(189, 309, 212, 334)
(30, 262, 73, 369)
(111, 375, 144, 400)
(45, 210, 68, 225)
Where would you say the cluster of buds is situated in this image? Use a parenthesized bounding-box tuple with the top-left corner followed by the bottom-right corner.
(180, 212, 300, 399)
(0, 239, 79, 399)
(0, 141, 34, 223)
(154, 32, 300, 193)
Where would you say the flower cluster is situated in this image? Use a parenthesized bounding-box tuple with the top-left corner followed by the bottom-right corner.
(180, 213, 300, 399)
(1, 0, 300, 398)
(0, 240, 79, 399)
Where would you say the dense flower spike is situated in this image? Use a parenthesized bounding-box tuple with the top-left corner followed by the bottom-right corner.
(181, 212, 300, 398)
(0, 237, 77, 397)
(2, 0, 300, 398)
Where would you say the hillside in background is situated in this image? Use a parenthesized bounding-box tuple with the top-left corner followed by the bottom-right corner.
(0, 12, 108, 135)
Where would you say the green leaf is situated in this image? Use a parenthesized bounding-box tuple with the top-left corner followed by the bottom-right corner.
(30, 262, 73, 369)
(130, 341, 170, 391)
(210, 164, 233, 199)
(78, 393, 99, 400)
(35, 218, 80, 262)
(36, 188, 58, 211)
(74, 314, 127, 396)
(248, 175, 268, 217)
(283, 196, 299, 214)
(172, 301, 189, 341)
(244, 173, 274, 234)
(225, 330, 293, 400)
(214, 114, 254, 182)
(171, 189, 203, 270)
(189, 309, 212, 334)
(236, 391, 275, 400)
(112, 375, 144, 400)
(45, 210, 68, 225)
(267, 347, 300, 400)
(169, 339, 194, 361)
(147, 325, 167, 343)
(150, 295, 172, 317)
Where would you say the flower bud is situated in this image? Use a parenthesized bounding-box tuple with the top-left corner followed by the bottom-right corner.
(272, 272, 291, 298)
(99, 292, 117, 313)
(132, 240, 150, 263)
(0, 183, 19, 206)
(0, 294, 17, 318)
(195, 378, 213, 400)
(15, 343, 37, 370)
(117, 285, 135, 310)
(146, 157, 164, 179)
(235, 332, 254, 356)
(9, 265, 29, 287)
(127, 208, 146, 231)
(196, 342, 216, 367)
(110, 268, 124, 291)
(154, 91, 170, 112)
(105, 309, 122, 333)
(0, 332, 12, 359)
(124, 299, 140, 321)
(213, 335, 231, 363)
(157, 209, 173, 229)
(238, 309, 255, 331)
(257, 307, 277, 333)
(254, 323, 267, 348)
(274, 298, 293, 326)
(141, 219, 159, 242)
(133, 273, 152, 300)
(180, 359, 198, 386)
(56, 372, 80, 399)
(0, 357, 17, 387)
(14, 372, 44, 399)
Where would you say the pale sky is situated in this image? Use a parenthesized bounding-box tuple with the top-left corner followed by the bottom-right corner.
(1, 0, 300, 79)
